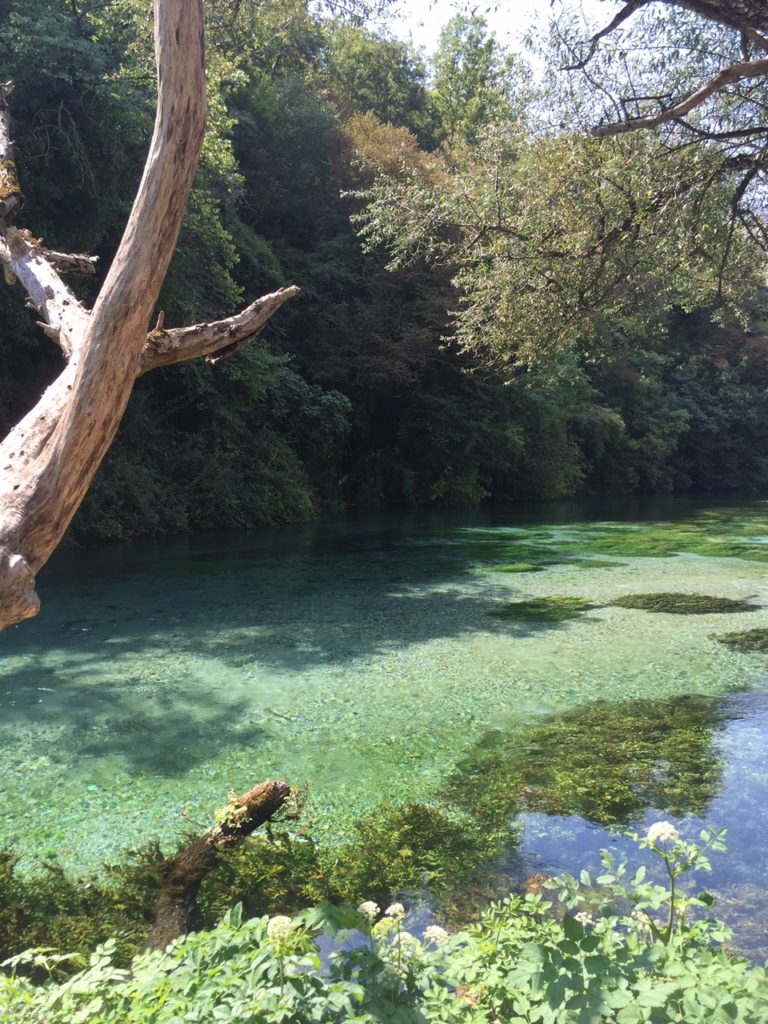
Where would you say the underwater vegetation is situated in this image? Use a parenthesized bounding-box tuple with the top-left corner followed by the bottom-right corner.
(450, 695, 724, 828)
(484, 561, 542, 573)
(488, 596, 593, 622)
(610, 593, 758, 614)
(0, 693, 729, 972)
(456, 506, 768, 571)
(0, 798, 517, 973)
(715, 627, 768, 652)
(567, 559, 626, 569)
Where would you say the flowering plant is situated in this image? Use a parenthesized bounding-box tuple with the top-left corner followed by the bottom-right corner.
(2, 830, 766, 1023)
(549, 823, 728, 947)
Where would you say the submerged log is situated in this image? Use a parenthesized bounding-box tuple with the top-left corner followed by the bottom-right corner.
(145, 780, 291, 952)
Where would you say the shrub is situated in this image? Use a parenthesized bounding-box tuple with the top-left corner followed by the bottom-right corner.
(3, 829, 767, 1023)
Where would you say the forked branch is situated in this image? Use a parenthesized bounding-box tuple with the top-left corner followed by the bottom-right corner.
(594, 57, 768, 136)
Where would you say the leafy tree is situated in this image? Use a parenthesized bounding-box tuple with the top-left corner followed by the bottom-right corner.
(321, 21, 432, 139)
(430, 13, 523, 143)
(355, 121, 762, 370)
(549, 0, 768, 246)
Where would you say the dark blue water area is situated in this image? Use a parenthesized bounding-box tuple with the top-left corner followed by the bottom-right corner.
(499, 690, 768, 958)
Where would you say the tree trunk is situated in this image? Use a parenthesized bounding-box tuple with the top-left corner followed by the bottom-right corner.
(145, 780, 291, 952)
(0, 0, 297, 629)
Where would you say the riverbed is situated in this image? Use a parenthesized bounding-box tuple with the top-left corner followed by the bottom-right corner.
(2, 496, 768, 953)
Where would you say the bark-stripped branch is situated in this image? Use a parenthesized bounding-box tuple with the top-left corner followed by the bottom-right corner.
(0, 0, 298, 629)
(0, 83, 23, 223)
(141, 285, 300, 373)
(0, 228, 90, 359)
(41, 246, 98, 276)
(593, 57, 768, 136)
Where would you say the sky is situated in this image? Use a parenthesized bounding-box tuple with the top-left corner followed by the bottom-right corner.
(389, 0, 620, 56)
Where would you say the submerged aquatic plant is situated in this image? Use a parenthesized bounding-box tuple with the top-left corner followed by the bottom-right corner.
(567, 558, 626, 569)
(450, 695, 724, 827)
(483, 561, 541, 573)
(715, 627, 768, 652)
(489, 595, 592, 622)
(610, 593, 757, 614)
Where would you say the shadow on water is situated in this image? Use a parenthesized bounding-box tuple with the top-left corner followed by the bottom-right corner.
(0, 512, 618, 767)
(8, 493, 755, 680)
(1, 655, 270, 776)
(1, 495, 761, 776)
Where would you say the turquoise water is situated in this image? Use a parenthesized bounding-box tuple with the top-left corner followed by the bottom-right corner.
(2, 497, 768, 951)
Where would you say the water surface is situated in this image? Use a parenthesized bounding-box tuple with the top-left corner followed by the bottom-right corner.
(2, 497, 768, 952)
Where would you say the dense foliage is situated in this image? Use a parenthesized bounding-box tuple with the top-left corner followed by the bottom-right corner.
(3, 830, 768, 1023)
(1, 1, 768, 543)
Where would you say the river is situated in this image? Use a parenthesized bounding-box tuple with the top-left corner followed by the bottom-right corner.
(2, 496, 768, 954)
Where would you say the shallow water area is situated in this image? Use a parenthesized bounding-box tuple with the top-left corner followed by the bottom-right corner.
(2, 497, 768, 951)
(475, 687, 768, 958)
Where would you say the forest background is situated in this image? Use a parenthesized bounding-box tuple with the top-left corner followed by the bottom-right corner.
(3, 0, 768, 546)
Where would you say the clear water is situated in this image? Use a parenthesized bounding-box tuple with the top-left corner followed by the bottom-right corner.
(2, 497, 768, 952)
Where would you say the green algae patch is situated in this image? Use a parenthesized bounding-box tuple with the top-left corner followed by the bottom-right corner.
(715, 627, 768, 652)
(610, 593, 758, 615)
(484, 562, 542, 574)
(567, 558, 626, 569)
(490, 596, 593, 622)
(555, 516, 768, 563)
(449, 695, 724, 828)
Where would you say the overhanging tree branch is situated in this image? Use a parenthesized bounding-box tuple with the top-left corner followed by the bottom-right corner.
(562, 0, 651, 71)
(593, 56, 768, 136)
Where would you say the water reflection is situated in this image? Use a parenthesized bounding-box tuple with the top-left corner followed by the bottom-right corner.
(442, 691, 768, 958)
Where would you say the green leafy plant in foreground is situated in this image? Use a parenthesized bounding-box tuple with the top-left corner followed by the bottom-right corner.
(3, 828, 768, 1023)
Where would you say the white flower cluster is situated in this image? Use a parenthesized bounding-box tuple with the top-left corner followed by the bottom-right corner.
(393, 930, 418, 951)
(357, 901, 380, 923)
(385, 903, 406, 920)
(266, 915, 294, 943)
(574, 911, 595, 927)
(423, 925, 449, 945)
(646, 821, 680, 846)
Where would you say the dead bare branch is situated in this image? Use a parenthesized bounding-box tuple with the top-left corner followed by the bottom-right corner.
(141, 286, 300, 373)
(593, 57, 768, 136)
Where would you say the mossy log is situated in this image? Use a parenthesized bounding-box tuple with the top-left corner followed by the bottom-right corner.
(145, 780, 290, 952)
